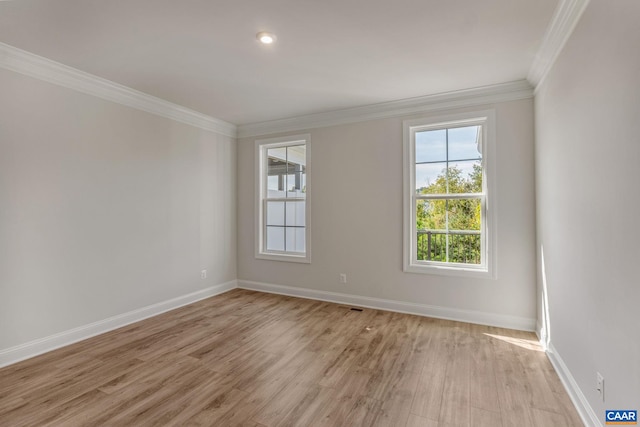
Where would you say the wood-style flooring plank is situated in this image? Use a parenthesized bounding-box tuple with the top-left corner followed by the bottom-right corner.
(406, 413, 439, 427)
(489, 326, 537, 427)
(371, 359, 420, 427)
(0, 289, 583, 427)
(437, 322, 472, 426)
(469, 323, 501, 413)
(410, 319, 450, 421)
(276, 384, 335, 427)
(471, 406, 504, 427)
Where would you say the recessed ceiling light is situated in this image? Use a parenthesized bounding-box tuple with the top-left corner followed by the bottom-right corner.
(256, 32, 276, 44)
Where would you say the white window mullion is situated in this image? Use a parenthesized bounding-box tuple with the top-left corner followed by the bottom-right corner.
(415, 193, 484, 200)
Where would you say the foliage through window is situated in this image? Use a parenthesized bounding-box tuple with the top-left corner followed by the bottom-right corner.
(404, 112, 494, 276)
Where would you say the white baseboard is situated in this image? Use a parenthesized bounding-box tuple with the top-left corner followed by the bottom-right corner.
(237, 280, 536, 331)
(546, 342, 600, 427)
(0, 280, 237, 368)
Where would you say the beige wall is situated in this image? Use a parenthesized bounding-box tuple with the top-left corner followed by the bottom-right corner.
(0, 68, 236, 350)
(238, 98, 537, 325)
(535, 0, 640, 414)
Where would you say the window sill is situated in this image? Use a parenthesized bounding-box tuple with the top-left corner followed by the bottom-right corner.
(256, 252, 311, 264)
(404, 262, 495, 279)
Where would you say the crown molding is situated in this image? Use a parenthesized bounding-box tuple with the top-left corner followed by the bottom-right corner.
(0, 42, 237, 138)
(527, 0, 590, 90)
(237, 80, 533, 138)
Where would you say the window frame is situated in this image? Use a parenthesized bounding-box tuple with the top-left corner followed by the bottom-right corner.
(403, 110, 496, 278)
(255, 134, 311, 263)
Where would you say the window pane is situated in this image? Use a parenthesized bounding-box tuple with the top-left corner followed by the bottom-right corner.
(416, 163, 446, 193)
(416, 129, 446, 163)
(285, 201, 305, 226)
(266, 226, 285, 251)
(285, 227, 305, 253)
(286, 145, 306, 197)
(286, 145, 306, 166)
(286, 171, 306, 197)
(415, 198, 447, 263)
(416, 199, 447, 231)
(267, 147, 287, 198)
(448, 126, 482, 161)
(267, 146, 287, 161)
(267, 175, 280, 193)
(447, 160, 482, 194)
(285, 173, 296, 194)
(416, 229, 448, 262)
(448, 199, 481, 232)
(447, 198, 481, 264)
(266, 201, 285, 226)
(267, 189, 285, 198)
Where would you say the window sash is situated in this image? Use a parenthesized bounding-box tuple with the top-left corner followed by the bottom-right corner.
(415, 193, 483, 200)
(403, 111, 495, 277)
(414, 195, 485, 266)
(262, 198, 306, 253)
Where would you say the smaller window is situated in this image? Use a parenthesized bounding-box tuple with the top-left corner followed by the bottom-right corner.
(255, 134, 311, 263)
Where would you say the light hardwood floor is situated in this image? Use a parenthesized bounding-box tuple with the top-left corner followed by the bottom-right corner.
(0, 289, 583, 426)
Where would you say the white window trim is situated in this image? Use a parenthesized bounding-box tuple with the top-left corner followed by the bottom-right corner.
(403, 110, 497, 279)
(255, 134, 311, 263)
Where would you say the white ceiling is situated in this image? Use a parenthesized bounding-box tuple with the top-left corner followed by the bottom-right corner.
(0, 0, 558, 125)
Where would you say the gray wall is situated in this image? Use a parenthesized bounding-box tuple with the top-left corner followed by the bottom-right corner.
(238, 99, 537, 325)
(0, 68, 236, 350)
(535, 0, 640, 413)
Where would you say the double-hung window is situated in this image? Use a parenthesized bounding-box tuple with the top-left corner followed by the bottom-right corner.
(255, 134, 310, 263)
(403, 111, 495, 277)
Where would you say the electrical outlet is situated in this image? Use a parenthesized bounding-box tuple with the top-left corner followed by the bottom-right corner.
(596, 372, 604, 401)
(201, 270, 207, 279)
(339, 273, 347, 284)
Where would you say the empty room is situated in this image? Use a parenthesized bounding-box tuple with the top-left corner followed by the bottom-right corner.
(1, 0, 638, 426)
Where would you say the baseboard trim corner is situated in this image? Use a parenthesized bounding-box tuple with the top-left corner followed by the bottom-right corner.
(237, 279, 536, 332)
(0, 279, 238, 368)
(546, 342, 600, 427)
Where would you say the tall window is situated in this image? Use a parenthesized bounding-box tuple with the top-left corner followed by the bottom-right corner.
(403, 111, 495, 277)
(256, 134, 310, 263)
